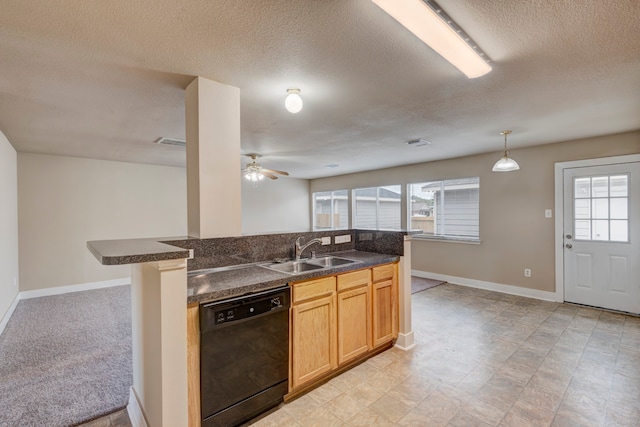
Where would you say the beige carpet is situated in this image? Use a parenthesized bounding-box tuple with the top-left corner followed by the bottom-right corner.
(0, 285, 132, 427)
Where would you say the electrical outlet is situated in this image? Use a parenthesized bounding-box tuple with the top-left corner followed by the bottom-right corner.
(545, 209, 552, 218)
(524, 268, 532, 277)
(335, 234, 352, 244)
(321, 236, 331, 245)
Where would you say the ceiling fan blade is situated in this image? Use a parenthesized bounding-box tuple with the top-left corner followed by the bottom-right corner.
(261, 171, 279, 180)
(261, 168, 289, 176)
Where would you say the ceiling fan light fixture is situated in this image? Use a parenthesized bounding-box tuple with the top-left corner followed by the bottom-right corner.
(371, 0, 492, 78)
(492, 130, 520, 172)
(285, 88, 303, 114)
(245, 171, 264, 182)
(241, 153, 289, 183)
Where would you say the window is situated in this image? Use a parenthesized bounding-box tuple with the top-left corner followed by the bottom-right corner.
(353, 185, 401, 230)
(409, 177, 480, 240)
(574, 175, 628, 242)
(313, 190, 349, 230)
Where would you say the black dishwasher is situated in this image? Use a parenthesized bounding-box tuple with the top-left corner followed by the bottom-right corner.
(200, 286, 290, 427)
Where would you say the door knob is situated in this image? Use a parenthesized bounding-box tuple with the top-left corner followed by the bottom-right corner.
(565, 243, 573, 249)
(565, 234, 572, 239)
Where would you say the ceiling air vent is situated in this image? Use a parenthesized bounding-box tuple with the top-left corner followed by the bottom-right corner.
(155, 137, 186, 147)
(405, 138, 432, 147)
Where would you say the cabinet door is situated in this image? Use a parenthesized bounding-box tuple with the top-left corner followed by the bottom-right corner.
(291, 294, 337, 389)
(372, 279, 396, 347)
(337, 285, 371, 364)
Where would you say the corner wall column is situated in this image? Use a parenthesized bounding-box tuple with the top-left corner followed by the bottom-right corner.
(185, 77, 242, 238)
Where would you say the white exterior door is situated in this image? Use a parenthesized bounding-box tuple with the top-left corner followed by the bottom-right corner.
(563, 162, 640, 314)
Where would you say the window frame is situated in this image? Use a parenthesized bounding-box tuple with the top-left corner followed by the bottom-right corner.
(573, 173, 629, 243)
(352, 185, 402, 231)
(312, 189, 349, 230)
(408, 177, 481, 243)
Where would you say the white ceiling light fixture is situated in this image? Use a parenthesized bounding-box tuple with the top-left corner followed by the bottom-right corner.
(285, 88, 303, 114)
(492, 130, 520, 172)
(371, 0, 492, 78)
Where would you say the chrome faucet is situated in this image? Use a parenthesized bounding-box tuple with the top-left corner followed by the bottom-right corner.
(295, 236, 322, 260)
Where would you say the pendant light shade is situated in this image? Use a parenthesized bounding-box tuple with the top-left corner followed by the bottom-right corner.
(492, 130, 520, 172)
(285, 88, 303, 114)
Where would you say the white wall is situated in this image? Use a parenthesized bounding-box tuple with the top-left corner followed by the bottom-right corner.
(16, 153, 311, 292)
(18, 153, 188, 292)
(0, 131, 19, 321)
(241, 177, 310, 234)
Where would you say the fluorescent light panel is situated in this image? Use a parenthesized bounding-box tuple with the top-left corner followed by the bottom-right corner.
(372, 0, 492, 78)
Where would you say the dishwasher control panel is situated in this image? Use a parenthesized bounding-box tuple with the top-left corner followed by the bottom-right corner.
(201, 286, 290, 329)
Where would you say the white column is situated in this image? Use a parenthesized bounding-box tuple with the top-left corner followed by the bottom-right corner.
(129, 259, 188, 427)
(185, 77, 242, 238)
(395, 235, 415, 350)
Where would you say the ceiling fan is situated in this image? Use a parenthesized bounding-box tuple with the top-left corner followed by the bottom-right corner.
(242, 154, 289, 181)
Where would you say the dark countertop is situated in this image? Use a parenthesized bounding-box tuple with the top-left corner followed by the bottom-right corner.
(187, 250, 399, 305)
(87, 236, 192, 265)
(87, 231, 408, 305)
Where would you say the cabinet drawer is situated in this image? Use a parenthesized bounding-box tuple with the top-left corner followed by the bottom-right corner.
(372, 264, 395, 283)
(292, 276, 336, 303)
(337, 269, 370, 292)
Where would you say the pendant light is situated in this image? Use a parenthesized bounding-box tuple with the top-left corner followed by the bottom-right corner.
(492, 130, 520, 172)
(285, 88, 303, 114)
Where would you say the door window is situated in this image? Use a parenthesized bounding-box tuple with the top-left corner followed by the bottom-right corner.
(574, 174, 629, 242)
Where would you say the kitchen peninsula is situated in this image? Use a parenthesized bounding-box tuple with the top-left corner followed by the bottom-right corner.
(88, 229, 415, 427)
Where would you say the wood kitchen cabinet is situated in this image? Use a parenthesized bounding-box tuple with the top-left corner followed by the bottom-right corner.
(289, 262, 398, 394)
(372, 263, 398, 348)
(290, 276, 337, 390)
(336, 269, 371, 364)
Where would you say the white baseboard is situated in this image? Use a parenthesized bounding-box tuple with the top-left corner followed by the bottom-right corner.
(19, 277, 130, 300)
(412, 270, 557, 302)
(127, 387, 149, 427)
(394, 332, 416, 351)
(0, 291, 21, 337)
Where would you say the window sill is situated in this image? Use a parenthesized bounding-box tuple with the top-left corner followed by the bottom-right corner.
(411, 235, 481, 245)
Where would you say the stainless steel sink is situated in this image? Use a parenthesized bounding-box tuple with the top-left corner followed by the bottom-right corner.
(306, 256, 359, 268)
(259, 256, 361, 275)
(259, 260, 325, 274)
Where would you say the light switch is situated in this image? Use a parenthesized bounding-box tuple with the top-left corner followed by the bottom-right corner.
(545, 209, 552, 218)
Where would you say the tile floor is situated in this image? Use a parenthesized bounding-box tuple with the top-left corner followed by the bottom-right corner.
(253, 284, 640, 426)
(87, 284, 640, 426)
(79, 408, 131, 427)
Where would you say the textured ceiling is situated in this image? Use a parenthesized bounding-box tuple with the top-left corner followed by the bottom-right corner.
(1, 0, 639, 178)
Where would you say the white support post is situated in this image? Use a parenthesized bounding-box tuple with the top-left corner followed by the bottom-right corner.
(395, 235, 415, 351)
(185, 76, 242, 238)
